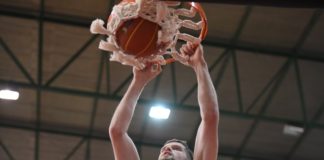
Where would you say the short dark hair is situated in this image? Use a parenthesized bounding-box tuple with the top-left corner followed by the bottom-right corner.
(164, 139, 193, 160)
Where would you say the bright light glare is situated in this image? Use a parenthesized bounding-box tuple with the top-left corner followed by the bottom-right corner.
(149, 105, 170, 120)
(0, 89, 19, 100)
(283, 124, 304, 136)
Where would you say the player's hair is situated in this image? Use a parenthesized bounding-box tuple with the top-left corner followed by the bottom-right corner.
(164, 139, 193, 160)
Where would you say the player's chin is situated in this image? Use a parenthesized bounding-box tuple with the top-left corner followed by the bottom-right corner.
(158, 154, 173, 160)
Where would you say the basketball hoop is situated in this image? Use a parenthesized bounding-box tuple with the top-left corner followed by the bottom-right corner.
(90, 0, 208, 69)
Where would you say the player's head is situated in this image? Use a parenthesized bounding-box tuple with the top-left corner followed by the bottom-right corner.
(158, 139, 193, 160)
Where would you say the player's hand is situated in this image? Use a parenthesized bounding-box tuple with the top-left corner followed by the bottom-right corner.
(133, 63, 162, 85)
(180, 42, 207, 68)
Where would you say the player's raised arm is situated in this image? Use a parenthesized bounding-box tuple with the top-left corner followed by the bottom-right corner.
(180, 43, 219, 160)
(109, 65, 161, 160)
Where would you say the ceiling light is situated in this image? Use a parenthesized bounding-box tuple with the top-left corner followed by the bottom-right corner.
(149, 105, 170, 120)
(283, 123, 304, 136)
(0, 89, 20, 100)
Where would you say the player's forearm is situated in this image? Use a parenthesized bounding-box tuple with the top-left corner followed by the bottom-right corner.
(109, 79, 146, 135)
(194, 62, 219, 122)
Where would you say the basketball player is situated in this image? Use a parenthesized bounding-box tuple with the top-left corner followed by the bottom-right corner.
(109, 43, 219, 160)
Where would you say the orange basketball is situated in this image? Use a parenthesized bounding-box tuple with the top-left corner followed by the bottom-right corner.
(115, 17, 161, 58)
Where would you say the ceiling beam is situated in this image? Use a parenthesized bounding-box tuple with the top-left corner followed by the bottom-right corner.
(286, 103, 324, 159)
(34, 0, 45, 159)
(294, 60, 308, 125)
(232, 51, 243, 113)
(0, 138, 15, 160)
(85, 53, 105, 160)
(1, 80, 324, 130)
(235, 59, 292, 158)
(293, 10, 322, 53)
(112, 74, 133, 96)
(44, 35, 98, 87)
(0, 38, 35, 85)
(0, 4, 91, 27)
(203, 39, 324, 63)
(170, 63, 178, 103)
(105, 52, 112, 94)
(63, 138, 87, 160)
(85, 0, 116, 157)
(220, 5, 250, 111)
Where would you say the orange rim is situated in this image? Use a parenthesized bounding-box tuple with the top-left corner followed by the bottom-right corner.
(108, 0, 208, 65)
(187, 2, 208, 40)
(164, 2, 207, 64)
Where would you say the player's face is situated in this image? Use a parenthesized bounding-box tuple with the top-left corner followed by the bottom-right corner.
(158, 142, 188, 160)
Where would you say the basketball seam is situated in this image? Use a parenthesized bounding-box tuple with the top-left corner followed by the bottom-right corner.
(137, 24, 159, 57)
(124, 19, 144, 51)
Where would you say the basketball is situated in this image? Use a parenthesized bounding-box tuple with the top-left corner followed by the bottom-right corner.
(115, 17, 161, 58)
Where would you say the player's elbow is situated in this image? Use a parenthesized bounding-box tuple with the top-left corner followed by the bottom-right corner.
(109, 125, 123, 139)
(202, 109, 219, 124)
